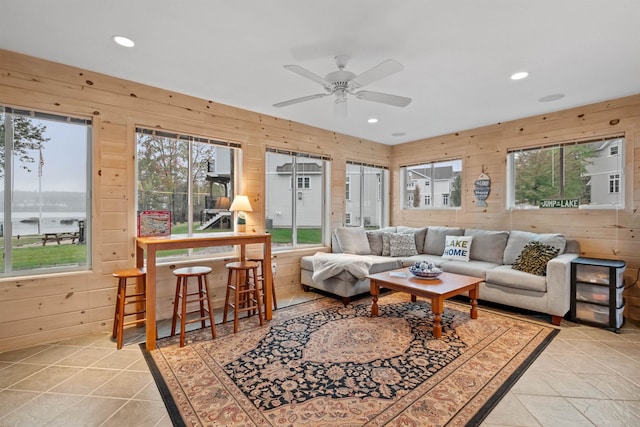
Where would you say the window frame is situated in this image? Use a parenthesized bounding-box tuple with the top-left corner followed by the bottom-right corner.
(265, 148, 330, 248)
(135, 127, 242, 260)
(345, 161, 389, 229)
(506, 135, 625, 210)
(609, 173, 620, 193)
(297, 176, 310, 189)
(400, 159, 462, 210)
(1, 106, 92, 277)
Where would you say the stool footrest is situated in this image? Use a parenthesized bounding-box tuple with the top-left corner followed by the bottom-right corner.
(112, 269, 148, 350)
(122, 317, 146, 327)
(171, 267, 216, 347)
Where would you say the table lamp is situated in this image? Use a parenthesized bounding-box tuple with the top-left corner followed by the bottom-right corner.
(229, 195, 253, 232)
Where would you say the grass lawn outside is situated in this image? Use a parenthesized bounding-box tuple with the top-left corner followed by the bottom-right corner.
(0, 224, 324, 272)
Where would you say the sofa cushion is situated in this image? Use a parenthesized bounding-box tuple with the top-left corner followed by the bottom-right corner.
(396, 226, 428, 253)
(389, 233, 419, 257)
(300, 255, 314, 271)
(366, 227, 397, 256)
(512, 241, 560, 276)
(334, 227, 371, 255)
(424, 226, 464, 255)
(366, 232, 383, 256)
(369, 256, 404, 274)
(464, 229, 509, 264)
(441, 259, 496, 279)
(485, 265, 548, 293)
(503, 230, 566, 265)
(442, 235, 473, 262)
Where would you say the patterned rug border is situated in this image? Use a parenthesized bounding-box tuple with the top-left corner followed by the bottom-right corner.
(141, 295, 559, 426)
(465, 324, 558, 425)
(140, 343, 187, 427)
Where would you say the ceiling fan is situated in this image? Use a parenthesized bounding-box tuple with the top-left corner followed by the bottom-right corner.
(273, 55, 412, 118)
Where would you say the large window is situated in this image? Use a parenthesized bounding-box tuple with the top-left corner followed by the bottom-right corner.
(400, 159, 462, 209)
(136, 128, 240, 258)
(346, 161, 389, 228)
(507, 136, 624, 209)
(1, 106, 92, 276)
(265, 149, 328, 248)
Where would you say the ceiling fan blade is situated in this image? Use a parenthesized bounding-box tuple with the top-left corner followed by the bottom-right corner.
(351, 59, 404, 88)
(273, 93, 328, 108)
(355, 90, 412, 107)
(283, 64, 330, 86)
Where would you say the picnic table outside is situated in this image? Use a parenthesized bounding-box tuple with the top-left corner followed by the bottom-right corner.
(42, 232, 79, 246)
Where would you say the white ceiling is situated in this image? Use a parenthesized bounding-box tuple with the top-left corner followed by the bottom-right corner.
(2, 0, 640, 145)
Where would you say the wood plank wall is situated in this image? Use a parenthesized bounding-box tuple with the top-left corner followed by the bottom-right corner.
(0, 50, 390, 351)
(390, 97, 640, 321)
(0, 49, 638, 351)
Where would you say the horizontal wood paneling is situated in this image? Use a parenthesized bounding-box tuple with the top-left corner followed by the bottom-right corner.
(390, 93, 640, 320)
(0, 49, 390, 351)
(1, 48, 639, 352)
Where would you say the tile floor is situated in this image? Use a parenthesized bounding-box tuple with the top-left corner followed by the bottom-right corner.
(1, 289, 639, 427)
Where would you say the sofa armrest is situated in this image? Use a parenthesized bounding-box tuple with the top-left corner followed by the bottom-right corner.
(545, 252, 579, 316)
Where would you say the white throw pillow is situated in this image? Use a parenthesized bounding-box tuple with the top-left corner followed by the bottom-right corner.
(334, 227, 371, 255)
(442, 235, 473, 262)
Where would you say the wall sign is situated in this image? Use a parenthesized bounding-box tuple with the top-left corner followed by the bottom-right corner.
(539, 199, 579, 208)
(474, 173, 491, 207)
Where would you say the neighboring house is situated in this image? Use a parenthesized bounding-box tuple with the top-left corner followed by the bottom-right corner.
(265, 160, 323, 227)
(345, 169, 383, 227)
(201, 147, 233, 229)
(405, 166, 459, 208)
(583, 138, 624, 206)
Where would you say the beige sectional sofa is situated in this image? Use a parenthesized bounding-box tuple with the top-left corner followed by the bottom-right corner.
(300, 226, 580, 325)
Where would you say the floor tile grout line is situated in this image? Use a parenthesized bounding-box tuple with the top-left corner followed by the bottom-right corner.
(2, 292, 639, 427)
(97, 397, 132, 427)
(0, 388, 47, 422)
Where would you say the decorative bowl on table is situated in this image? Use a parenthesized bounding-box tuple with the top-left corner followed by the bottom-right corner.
(409, 262, 443, 279)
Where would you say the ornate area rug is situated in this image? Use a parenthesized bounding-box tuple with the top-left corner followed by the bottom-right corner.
(142, 293, 558, 426)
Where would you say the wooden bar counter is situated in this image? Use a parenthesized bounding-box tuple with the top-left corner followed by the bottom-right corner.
(136, 232, 272, 350)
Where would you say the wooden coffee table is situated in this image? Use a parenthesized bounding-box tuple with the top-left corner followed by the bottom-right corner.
(369, 268, 482, 338)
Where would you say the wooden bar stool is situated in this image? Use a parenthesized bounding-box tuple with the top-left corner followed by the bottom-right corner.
(247, 256, 278, 310)
(112, 268, 146, 350)
(171, 266, 216, 347)
(223, 261, 264, 333)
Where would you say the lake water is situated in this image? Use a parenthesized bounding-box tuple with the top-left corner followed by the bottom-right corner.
(1, 212, 85, 236)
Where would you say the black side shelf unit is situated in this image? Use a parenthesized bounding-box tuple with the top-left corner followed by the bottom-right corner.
(570, 257, 626, 332)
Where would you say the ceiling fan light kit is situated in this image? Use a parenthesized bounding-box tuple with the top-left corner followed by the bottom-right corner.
(274, 55, 412, 118)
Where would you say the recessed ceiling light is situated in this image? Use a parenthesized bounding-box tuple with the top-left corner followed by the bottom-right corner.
(113, 35, 135, 48)
(510, 71, 529, 80)
(367, 118, 378, 124)
(539, 93, 565, 102)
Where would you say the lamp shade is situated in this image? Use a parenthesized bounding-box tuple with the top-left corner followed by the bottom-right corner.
(229, 195, 253, 212)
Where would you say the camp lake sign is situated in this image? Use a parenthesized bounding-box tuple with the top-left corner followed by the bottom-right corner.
(539, 198, 579, 208)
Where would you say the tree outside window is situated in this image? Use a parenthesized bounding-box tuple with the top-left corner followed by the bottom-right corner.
(508, 137, 624, 208)
(136, 129, 238, 258)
